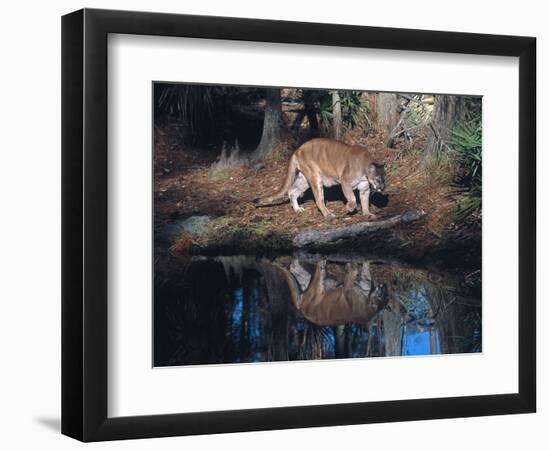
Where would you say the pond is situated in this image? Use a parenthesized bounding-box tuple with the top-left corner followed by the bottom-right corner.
(154, 254, 481, 367)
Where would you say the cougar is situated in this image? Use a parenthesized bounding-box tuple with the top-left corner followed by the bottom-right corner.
(253, 138, 386, 218)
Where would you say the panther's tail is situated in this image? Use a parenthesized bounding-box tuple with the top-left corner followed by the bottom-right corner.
(253, 154, 298, 207)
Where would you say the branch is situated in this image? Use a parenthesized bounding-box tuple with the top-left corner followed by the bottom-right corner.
(292, 209, 426, 248)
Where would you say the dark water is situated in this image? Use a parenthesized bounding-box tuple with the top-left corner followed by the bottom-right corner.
(154, 254, 481, 367)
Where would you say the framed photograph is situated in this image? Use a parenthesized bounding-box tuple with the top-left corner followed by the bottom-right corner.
(62, 8, 536, 442)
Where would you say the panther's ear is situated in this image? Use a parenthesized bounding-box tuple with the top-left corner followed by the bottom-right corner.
(367, 163, 377, 175)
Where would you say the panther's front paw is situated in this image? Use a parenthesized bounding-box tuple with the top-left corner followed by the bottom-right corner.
(346, 203, 357, 214)
(362, 211, 376, 219)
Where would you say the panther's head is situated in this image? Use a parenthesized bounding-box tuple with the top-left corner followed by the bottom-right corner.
(367, 163, 386, 193)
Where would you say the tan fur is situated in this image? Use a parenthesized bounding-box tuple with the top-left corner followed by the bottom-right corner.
(299, 263, 388, 326)
(253, 138, 386, 217)
(278, 260, 388, 326)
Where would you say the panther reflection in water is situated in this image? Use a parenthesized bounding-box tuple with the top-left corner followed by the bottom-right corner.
(283, 260, 389, 326)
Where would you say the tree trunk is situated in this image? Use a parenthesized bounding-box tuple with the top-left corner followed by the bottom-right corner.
(250, 88, 282, 162)
(331, 90, 342, 140)
(423, 95, 465, 165)
(382, 307, 403, 357)
(260, 264, 289, 362)
(377, 93, 400, 143)
(366, 93, 378, 118)
(363, 92, 378, 136)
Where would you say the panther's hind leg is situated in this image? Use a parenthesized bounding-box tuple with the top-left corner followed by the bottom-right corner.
(288, 172, 309, 212)
(308, 174, 334, 218)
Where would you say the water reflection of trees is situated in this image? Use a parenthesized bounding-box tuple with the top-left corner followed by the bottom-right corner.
(154, 254, 481, 367)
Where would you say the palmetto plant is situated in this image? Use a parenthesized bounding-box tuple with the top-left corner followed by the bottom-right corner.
(448, 111, 482, 220)
(318, 93, 333, 130)
(318, 91, 368, 131)
(341, 91, 368, 128)
(157, 84, 216, 136)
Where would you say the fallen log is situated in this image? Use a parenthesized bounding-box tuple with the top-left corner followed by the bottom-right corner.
(291, 250, 416, 268)
(292, 209, 426, 248)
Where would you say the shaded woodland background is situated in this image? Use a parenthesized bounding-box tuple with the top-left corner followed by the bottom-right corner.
(153, 84, 482, 265)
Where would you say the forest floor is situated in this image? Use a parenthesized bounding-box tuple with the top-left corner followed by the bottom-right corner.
(154, 121, 481, 268)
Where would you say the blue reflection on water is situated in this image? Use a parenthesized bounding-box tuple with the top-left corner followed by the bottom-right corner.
(231, 288, 244, 340)
(404, 328, 438, 356)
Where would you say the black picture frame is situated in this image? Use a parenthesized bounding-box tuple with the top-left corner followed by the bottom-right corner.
(62, 8, 536, 442)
